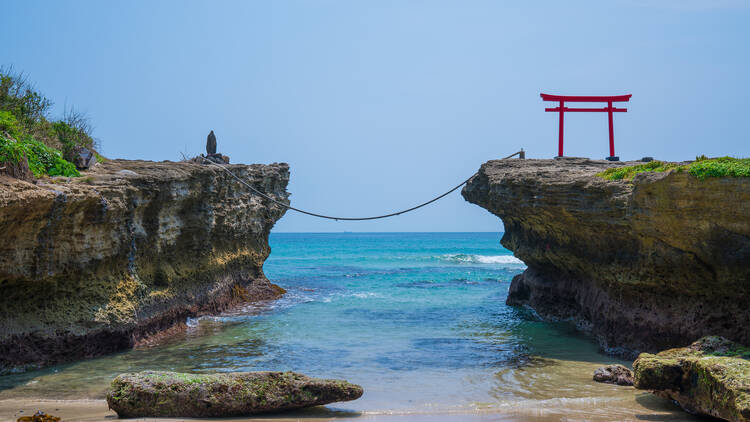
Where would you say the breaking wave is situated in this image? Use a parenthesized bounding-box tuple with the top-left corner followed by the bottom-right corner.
(439, 253, 524, 265)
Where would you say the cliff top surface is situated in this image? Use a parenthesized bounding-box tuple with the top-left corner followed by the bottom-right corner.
(0, 159, 290, 204)
(475, 157, 680, 187)
(476, 156, 749, 187)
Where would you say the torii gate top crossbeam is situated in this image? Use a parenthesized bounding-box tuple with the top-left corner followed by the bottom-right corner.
(540, 94, 632, 102)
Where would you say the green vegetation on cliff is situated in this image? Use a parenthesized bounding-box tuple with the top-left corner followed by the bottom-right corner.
(0, 67, 99, 177)
(689, 156, 750, 180)
(597, 160, 682, 180)
(0, 133, 79, 177)
(598, 156, 750, 181)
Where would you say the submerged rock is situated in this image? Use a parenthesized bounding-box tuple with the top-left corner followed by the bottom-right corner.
(593, 364, 633, 386)
(633, 336, 750, 421)
(106, 370, 363, 418)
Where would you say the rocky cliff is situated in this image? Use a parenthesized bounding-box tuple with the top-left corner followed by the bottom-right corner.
(0, 160, 289, 373)
(462, 157, 750, 358)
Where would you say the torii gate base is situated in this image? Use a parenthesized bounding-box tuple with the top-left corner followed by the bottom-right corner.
(540, 93, 632, 161)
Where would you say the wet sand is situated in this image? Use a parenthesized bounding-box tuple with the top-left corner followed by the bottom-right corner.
(0, 357, 702, 422)
(1, 396, 699, 422)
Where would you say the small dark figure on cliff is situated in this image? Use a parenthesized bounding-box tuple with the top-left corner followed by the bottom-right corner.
(206, 130, 217, 155)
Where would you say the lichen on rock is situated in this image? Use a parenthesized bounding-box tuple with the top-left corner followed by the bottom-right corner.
(106, 370, 363, 418)
(633, 336, 750, 422)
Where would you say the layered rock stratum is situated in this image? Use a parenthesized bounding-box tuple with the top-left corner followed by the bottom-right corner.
(106, 370, 363, 418)
(0, 160, 289, 373)
(462, 157, 750, 357)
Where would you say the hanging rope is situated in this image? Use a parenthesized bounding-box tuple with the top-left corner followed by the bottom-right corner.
(201, 150, 524, 221)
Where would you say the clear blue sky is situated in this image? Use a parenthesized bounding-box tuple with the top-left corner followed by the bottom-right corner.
(3, 1, 748, 232)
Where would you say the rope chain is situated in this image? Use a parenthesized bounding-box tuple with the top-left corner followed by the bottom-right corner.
(201, 150, 523, 221)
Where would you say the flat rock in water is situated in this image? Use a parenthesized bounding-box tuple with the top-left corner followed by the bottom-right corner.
(593, 364, 633, 386)
(633, 336, 750, 422)
(106, 370, 363, 418)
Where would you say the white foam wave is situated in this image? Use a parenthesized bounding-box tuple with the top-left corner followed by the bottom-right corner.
(440, 254, 524, 265)
(322, 291, 383, 303)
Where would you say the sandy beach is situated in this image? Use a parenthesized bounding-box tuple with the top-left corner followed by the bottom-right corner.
(1, 395, 700, 422)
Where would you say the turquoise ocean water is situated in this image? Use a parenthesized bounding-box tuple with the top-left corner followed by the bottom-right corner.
(0, 232, 696, 420)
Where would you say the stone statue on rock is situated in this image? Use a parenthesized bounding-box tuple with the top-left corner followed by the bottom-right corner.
(188, 130, 229, 164)
(206, 130, 217, 155)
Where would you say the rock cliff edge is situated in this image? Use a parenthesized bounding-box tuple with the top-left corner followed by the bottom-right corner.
(462, 157, 750, 357)
(0, 160, 289, 373)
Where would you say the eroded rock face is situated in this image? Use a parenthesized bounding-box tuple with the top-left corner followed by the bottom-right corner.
(106, 370, 363, 418)
(633, 336, 750, 422)
(0, 160, 290, 373)
(462, 158, 750, 357)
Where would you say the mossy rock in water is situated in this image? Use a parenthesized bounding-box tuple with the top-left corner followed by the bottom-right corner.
(633, 336, 750, 421)
(106, 370, 363, 418)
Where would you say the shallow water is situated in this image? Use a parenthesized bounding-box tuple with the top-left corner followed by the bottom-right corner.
(0, 233, 698, 420)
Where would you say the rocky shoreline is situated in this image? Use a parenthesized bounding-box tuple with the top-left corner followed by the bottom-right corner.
(0, 160, 290, 374)
(462, 157, 750, 358)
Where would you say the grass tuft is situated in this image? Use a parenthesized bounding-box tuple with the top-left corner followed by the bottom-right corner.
(597, 161, 682, 181)
(687, 156, 750, 180)
(597, 156, 750, 182)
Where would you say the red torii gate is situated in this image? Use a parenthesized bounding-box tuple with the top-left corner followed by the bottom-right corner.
(540, 93, 632, 161)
